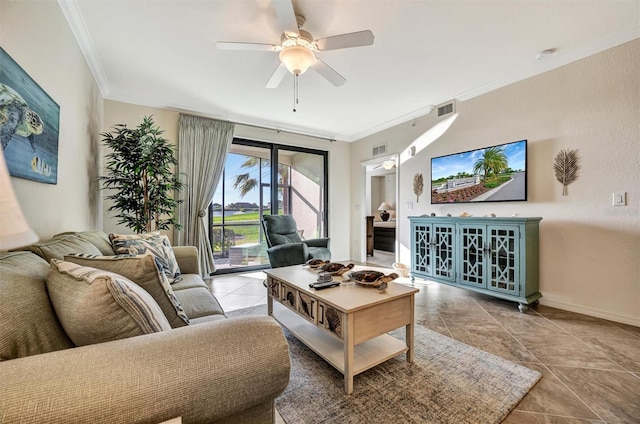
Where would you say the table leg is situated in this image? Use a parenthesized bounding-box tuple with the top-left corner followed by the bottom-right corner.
(406, 294, 415, 363)
(267, 280, 273, 316)
(343, 313, 354, 394)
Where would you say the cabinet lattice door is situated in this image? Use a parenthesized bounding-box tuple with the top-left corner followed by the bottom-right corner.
(413, 223, 432, 275)
(412, 222, 455, 281)
(433, 224, 455, 279)
(459, 225, 486, 288)
(488, 226, 519, 296)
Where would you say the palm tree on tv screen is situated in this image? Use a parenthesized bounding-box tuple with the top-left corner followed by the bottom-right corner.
(472, 147, 508, 179)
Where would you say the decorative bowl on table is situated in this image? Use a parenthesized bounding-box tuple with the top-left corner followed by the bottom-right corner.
(319, 262, 354, 276)
(304, 259, 330, 269)
(343, 270, 399, 291)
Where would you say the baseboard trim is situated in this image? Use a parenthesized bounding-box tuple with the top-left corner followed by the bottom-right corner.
(540, 296, 640, 327)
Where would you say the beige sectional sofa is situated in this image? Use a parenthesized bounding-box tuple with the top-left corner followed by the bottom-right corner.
(0, 231, 290, 424)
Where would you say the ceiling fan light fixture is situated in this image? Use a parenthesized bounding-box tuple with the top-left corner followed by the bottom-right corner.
(279, 45, 316, 75)
(382, 160, 396, 170)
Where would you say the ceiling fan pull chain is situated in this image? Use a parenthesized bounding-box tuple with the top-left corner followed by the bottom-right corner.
(293, 73, 299, 112)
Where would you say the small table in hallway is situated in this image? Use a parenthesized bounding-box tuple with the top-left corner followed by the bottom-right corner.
(265, 264, 418, 394)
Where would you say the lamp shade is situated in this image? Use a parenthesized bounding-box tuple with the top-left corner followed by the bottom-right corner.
(0, 151, 38, 250)
(279, 46, 316, 75)
(377, 202, 392, 211)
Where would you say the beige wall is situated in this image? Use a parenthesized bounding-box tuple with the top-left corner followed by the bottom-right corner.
(350, 40, 640, 325)
(1, 0, 103, 240)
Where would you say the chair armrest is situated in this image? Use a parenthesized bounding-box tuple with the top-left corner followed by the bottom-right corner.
(0, 317, 290, 424)
(267, 243, 309, 267)
(303, 237, 330, 249)
(172, 245, 200, 275)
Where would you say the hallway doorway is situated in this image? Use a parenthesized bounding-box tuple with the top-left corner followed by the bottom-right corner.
(360, 154, 399, 266)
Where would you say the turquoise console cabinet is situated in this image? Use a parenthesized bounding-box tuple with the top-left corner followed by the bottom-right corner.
(409, 216, 542, 312)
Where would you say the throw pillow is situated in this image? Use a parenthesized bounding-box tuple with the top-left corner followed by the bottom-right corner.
(0, 252, 74, 360)
(47, 260, 171, 347)
(19, 235, 102, 262)
(55, 231, 114, 255)
(109, 232, 181, 283)
(64, 253, 190, 327)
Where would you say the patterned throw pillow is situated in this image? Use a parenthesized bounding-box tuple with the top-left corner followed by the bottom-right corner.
(109, 232, 181, 283)
(47, 260, 171, 347)
(64, 253, 190, 327)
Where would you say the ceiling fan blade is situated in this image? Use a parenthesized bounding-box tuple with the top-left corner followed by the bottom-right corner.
(315, 30, 375, 51)
(266, 63, 288, 88)
(311, 59, 346, 87)
(272, 0, 299, 36)
(216, 41, 278, 52)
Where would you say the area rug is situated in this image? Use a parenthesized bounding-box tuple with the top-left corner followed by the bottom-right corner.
(227, 304, 541, 424)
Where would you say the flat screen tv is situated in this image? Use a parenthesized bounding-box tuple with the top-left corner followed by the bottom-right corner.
(431, 139, 527, 204)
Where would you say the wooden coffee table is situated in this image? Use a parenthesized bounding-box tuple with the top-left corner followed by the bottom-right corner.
(265, 264, 418, 394)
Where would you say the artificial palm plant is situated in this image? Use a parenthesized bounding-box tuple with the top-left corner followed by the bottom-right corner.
(100, 116, 183, 233)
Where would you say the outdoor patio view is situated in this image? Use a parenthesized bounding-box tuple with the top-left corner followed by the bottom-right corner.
(210, 143, 326, 272)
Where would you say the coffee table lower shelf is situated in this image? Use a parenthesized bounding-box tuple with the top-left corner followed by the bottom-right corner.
(271, 304, 408, 378)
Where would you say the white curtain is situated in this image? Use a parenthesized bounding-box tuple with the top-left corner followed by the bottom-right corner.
(175, 114, 234, 276)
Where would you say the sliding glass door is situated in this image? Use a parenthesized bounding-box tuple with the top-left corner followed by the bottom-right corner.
(211, 139, 327, 273)
(278, 148, 326, 240)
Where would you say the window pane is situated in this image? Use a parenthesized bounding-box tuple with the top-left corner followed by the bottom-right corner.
(278, 149, 325, 239)
(211, 147, 271, 271)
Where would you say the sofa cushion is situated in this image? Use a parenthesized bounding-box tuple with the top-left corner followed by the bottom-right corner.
(170, 275, 226, 320)
(21, 235, 102, 262)
(109, 232, 181, 283)
(173, 286, 225, 320)
(0, 252, 74, 360)
(64, 254, 190, 328)
(47, 260, 171, 346)
(171, 273, 209, 291)
(55, 231, 114, 255)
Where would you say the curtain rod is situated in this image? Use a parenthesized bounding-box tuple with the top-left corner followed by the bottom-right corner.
(177, 111, 337, 142)
(233, 121, 337, 143)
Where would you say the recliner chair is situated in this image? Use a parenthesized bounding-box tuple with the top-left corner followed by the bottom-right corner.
(262, 214, 331, 268)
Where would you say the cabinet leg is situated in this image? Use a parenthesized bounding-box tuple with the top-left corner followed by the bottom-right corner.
(518, 303, 529, 313)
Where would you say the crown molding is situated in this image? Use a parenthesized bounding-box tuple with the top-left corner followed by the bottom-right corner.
(344, 104, 435, 142)
(57, 0, 110, 97)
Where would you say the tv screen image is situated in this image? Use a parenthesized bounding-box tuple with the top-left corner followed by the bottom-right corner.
(431, 139, 527, 204)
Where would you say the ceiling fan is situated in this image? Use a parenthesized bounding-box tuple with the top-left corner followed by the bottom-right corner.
(216, 0, 374, 89)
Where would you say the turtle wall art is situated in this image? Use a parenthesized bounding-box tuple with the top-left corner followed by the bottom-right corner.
(0, 48, 59, 184)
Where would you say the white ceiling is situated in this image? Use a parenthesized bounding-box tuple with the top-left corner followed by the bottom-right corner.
(60, 0, 640, 142)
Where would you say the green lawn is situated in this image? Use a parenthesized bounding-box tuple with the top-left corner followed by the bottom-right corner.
(212, 211, 262, 224)
(211, 210, 285, 250)
(211, 211, 266, 248)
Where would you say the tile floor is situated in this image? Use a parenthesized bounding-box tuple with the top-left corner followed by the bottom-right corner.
(366, 248, 396, 268)
(209, 268, 640, 424)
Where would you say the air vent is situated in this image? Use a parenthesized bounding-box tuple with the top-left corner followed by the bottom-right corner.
(372, 143, 387, 156)
(437, 100, 456, 117)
